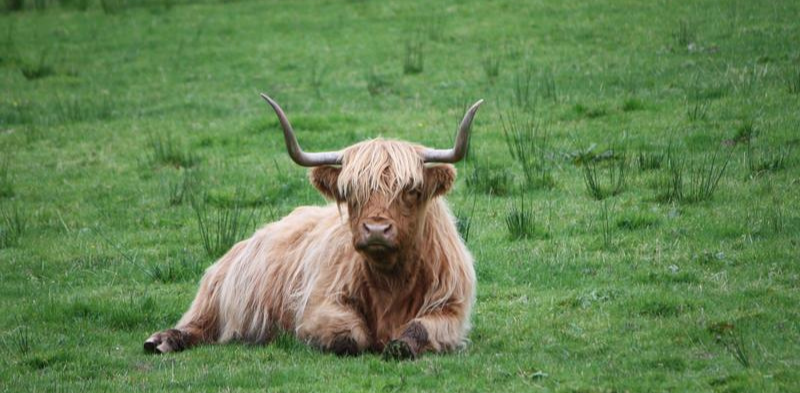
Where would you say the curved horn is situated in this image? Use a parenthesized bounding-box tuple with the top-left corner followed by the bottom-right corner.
(422, 99, 484, 163)
(260, 93, 342, 167)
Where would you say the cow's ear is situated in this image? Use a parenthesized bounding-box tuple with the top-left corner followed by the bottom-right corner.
(423, 164, 456, 199)
(310, 166, 342, 201)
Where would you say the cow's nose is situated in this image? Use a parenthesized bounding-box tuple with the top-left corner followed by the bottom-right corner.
(362, 222, 396, 240)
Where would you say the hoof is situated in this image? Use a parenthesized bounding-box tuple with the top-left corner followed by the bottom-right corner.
(382, 339, 416, 361)
(143, 329, 185, 354)
(143, 339, 160, 354)
(330, 336, 359, 357)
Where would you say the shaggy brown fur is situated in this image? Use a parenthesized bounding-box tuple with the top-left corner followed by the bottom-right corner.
(144, 139, 476, 359)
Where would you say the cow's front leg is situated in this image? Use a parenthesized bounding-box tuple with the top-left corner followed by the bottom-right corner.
(298, 301, 371, 356)
(383, 307, 466, 361)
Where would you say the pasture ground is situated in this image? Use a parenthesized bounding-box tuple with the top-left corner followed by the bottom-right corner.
(1, 0, 799, 391)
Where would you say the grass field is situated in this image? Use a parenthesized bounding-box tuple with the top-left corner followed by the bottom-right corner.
(2, 0, 799, 391)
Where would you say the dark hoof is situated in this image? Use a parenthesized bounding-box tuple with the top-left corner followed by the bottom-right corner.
(143, 329, 185, 354)
(143, 340, 160, 354)
(330, 336, 359, 357)
(382, 339, 416, 361)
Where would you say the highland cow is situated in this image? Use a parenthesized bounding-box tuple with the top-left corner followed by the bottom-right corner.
(144, 94, 482, 360)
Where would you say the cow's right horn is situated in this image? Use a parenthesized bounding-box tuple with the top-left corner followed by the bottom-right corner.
(421, 99, 484, 164)
(260, 94, 343, 167)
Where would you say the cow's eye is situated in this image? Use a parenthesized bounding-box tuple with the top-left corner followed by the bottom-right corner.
(404, 189, 422, 204)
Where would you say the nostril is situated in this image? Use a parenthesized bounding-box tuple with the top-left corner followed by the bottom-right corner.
(361, 223, 373, 237)
(363, 222, 394, 238)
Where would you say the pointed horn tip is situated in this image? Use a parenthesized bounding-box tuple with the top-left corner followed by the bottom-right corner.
(260, 94, 285, 113)
(260, 93, 275, 104)
(463, 99, 484, 116)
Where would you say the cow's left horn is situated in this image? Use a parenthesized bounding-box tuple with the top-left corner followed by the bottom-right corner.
(260, 93, 343, 167)
(422, 99, 484, 164)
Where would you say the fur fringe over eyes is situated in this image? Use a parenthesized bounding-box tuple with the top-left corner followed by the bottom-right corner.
(338, 139, 426, 206)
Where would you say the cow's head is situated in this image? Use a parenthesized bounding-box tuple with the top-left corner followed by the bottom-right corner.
(261, 94, 482, 272)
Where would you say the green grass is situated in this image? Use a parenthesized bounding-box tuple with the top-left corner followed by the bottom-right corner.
(1, 0, 799, 391)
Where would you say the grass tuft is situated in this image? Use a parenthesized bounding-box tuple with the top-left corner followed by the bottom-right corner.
(582, 155, 627, 200)
(481, 52, 501, 81)
(20, 51, 54, 81)
(4, 0, 23, 12)
(788, 68, 800, 94)
(501, 108, 554, 190)
(673, 20, 695, 48)
(511, 65, 535, 109)
(763, 196, 786, 234)
(657, 149, 730, 203)
(43, 94, 116, 125)
(684, 150, 730, 202)
(686, 100, 710, 121)
(732, 120, 758, 145)
(709, 322, 751, 368)
(573, 103, 606, 119)
(636, 150, 665, 171)
(366, 69, 391, 96)
(193, 191, 259, 258)
(58, 0, 91, 11)
(0, 204, 27, 248)
(538, 69, 558, 103)
(5, 324, 32, 356)
(454, 192, 477, 243)
(511, 66, 558, 107)
(505, 194, 535, 240)
(147, 133, 199, 169)
(146, 249, 206, 283)
(622, 98, 645, 112)
(640, 299, 691, 318)
(403, 37, 424, 75)
(616, 212, 659, 231)
(308, 59, 327, 99)
(598, 200, 616, 249)
(656, 152, 684, 203)
(746, 145, 791, 177)
(465, 160, 511, 196)
(164, 168, 200, 206)
(424, 15, 444, 42)
(3, 0, 25, 12)
(100, 0, 127, 14)
(0, 158, 13, 198)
